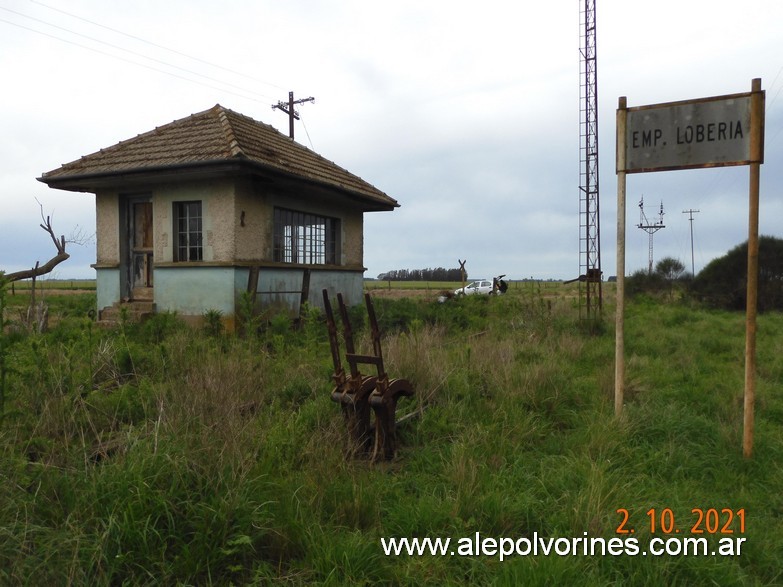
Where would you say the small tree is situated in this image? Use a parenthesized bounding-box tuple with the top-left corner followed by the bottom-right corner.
(655, 257, 686, 281)
(624, 257, 688, 299)
(4, 212, 70, 283)
(656, 257, 686, 300)
(2, 206, 88, 332)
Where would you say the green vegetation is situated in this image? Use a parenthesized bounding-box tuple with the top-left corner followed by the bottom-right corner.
(0, 274, 8, 419)
(6, 278, 96, 291)
(0, 280, 781, 585)
(625, 256, 690, 300)
(691, 236, 783, 312)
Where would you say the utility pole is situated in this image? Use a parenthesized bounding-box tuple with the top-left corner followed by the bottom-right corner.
(682, 208, 700, 276)
(637, 196, 665, 274)
(272, 91, 315, 139)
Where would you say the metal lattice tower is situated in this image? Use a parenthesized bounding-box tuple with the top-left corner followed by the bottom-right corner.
(579, 0, 602, 320)
(637, 197, 666, 274)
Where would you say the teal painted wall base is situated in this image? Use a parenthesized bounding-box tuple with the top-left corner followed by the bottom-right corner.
(154, 266, 236, 317)
(95, 265, 364, 323)
(96, 268, 121, 311)
(253, 268, 363, 313)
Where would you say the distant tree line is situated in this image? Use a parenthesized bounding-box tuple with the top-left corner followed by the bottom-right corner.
(377, 267, 464, 281)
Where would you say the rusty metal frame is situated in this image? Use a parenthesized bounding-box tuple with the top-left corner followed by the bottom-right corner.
(354, 293, 414, 461)
(323, 289, 415, 460)
(323, 290, 376, 454)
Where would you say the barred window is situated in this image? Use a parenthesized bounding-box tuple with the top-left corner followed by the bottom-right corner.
(174, 201, 203, 262)
(273, 208, 337, 265)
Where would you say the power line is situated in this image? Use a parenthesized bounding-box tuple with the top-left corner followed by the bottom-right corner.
(301, 118, 315, 151)
(0, 17, 268, 104)
(26, 0, 287, 92)
(2, 6, 323, 145)
(0, 5, 279, 103)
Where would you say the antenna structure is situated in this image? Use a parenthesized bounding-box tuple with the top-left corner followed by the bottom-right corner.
(272, 91, 315, 139)
(637, 196, 666, 274)
(578, 0, 602, 321)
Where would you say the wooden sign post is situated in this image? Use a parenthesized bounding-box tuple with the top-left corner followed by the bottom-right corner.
(458, 259, 467, 291)
(615, 79, 765, 457)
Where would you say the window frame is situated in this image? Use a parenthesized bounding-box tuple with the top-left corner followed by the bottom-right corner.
(174, 201, 203, 262)
(273, 207, 338, 265)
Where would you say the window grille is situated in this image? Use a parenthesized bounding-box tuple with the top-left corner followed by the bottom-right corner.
(273, 208, 337, 265)
(174, 201, 203, 261)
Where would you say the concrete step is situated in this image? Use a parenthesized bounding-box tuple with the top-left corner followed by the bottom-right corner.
(99, 301, 156, 324)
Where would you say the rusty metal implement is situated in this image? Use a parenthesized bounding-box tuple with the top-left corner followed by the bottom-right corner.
(322, 290, 376, 454)
(322, 290, 415, 460)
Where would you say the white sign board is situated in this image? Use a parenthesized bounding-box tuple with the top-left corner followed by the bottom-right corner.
(621, 93, 758, 173)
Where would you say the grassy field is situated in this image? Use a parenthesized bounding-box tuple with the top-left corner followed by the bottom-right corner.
(364, 279, 563, 292)
(6, 278, 96, 291)
(0, 282, 780, 585)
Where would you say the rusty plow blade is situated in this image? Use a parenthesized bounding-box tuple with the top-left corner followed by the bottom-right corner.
(369, 377, 415, 461)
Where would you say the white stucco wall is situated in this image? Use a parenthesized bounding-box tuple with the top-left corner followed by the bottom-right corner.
(152, 179, 236, 263)
(91, 176, 373, 324)
(234, 178, 268, 261)
(342, 211, 363, 267)
(95, 192, 120, 266)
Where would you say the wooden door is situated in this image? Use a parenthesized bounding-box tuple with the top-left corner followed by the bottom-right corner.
(130, 201, 153, 300)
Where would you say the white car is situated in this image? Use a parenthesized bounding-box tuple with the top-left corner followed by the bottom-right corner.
(454, 279, 494, 296)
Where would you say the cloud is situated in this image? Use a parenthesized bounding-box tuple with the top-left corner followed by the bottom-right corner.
(1, 0, 781, 282)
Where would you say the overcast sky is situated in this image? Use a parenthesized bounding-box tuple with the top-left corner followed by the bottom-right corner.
(1, 0, 782, 281)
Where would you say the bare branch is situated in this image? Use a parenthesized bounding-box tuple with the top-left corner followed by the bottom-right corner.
(4, 207, 70, 282)
(4, 253, 70, 283)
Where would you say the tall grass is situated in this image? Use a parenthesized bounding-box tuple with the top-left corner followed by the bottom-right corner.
(0, 287, 781, 584)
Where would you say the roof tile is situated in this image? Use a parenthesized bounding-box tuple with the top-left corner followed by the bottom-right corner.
(40, 105, 398, 209)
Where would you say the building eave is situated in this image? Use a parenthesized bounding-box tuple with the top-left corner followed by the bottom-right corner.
(38, 158, 399, 211)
